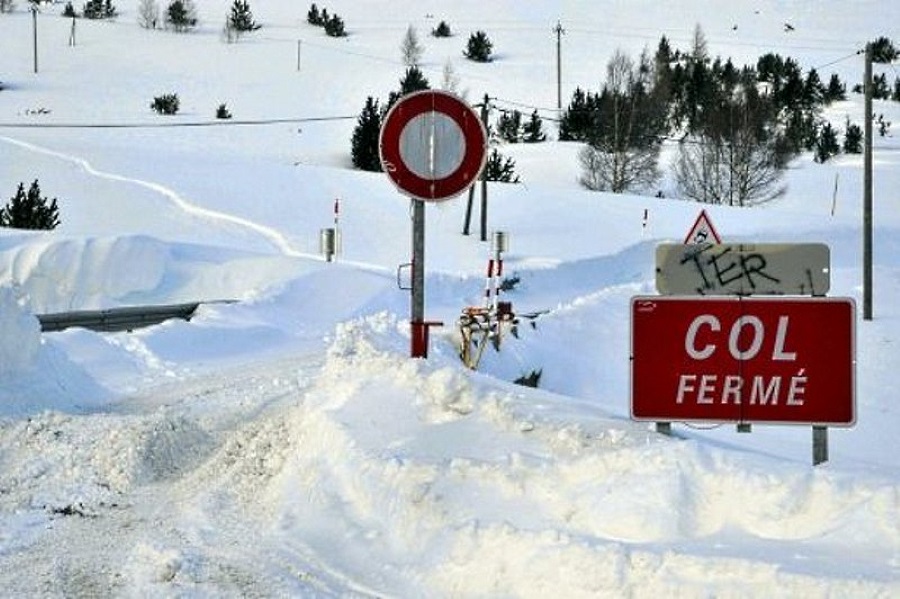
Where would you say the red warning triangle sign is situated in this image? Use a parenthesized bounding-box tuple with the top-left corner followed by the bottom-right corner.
(684, 209, 722, 244)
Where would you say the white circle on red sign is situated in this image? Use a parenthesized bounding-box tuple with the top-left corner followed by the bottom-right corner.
(379, 90, 487, 202)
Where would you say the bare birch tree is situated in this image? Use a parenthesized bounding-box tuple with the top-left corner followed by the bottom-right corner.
(137, 0, 160, 29)
(578, 49, 666, 193)
(401, 25, 424, 67)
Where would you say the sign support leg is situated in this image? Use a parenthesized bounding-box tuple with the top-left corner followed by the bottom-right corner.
(812, 426, 828, 466)
(656, 422, 672, 436)
(411, 199, 426, 358)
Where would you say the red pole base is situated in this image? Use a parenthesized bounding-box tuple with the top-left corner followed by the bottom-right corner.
(410, 320, 443, 358)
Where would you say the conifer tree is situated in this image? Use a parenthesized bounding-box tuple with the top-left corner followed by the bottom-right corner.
(431, 20, 451, 38)
(484, 149, 519, 183)
(522, 110, 546, 143)
(228, 0, 260, 34)
(496, 110, 522, 143)
(306, 3, 322, 25)
(814, 121, 840, 163)
(351, 97, 382, 172)
(464, 31, 493, 62)
(824, 73, 846, 103)
(324, 13, 346, 37)
(1, 180, 60, 230)
(843, 118, 863, 153)
(386, 66, 430, 109)
(166, 0, 197, 32)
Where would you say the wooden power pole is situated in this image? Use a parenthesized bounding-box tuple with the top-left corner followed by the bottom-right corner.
(31, 4, 39, 73)
(554, 21, 565, 112)
(863, 43, 873, 321)
(479, 93, 490, 242)
(462, 94, 491, 239)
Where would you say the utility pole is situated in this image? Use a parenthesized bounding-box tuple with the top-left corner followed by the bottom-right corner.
(462, 94, 491, 237)
(479, 93, 490, 242)
(554, 21, 565, 112)
(863, 43, 873, 321)
(31, 3, 38, 73)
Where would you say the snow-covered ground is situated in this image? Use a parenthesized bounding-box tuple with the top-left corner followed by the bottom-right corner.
(1, 1, 899, 596)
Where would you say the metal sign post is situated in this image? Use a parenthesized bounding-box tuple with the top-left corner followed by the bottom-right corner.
(379, 90, 488, 358)
(410, 199, 428, 357)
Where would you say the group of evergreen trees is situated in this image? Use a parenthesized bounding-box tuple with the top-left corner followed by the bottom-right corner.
(495, 109, 546, 144)
(558, 28, 889, 205)
(133, 0, 258, 36)
(307, 3, 345, 37)
(81, 0, 115, 19)
(61, 0, 115, 19)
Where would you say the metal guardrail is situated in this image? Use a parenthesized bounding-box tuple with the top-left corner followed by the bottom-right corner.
(37, 302, 202, 333)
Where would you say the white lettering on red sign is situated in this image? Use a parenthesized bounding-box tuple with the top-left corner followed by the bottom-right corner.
(684, 314, 797, 361)
(677, 313, 806, 406)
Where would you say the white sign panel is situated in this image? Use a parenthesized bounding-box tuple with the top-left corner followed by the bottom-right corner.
(656, 243, 831, 296)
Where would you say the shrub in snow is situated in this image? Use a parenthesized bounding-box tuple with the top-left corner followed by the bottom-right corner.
(165, 0, 197, 33)
(431, 20, 451, 38)
(484, 148, 520, 183)
(0, 286, 41, 376)
(306, 3, 323, 26)
(323, 13, 345, 37)
(1, 180, 60, 230)
(82, 0, 116, 20)
(464, 30, 493, 62)
(151, 93, 179, 115)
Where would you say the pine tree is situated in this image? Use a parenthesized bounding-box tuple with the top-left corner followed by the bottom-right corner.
(559, 87, 596, 141)
(228, 0, 260, 34)
(1, 180, 60, 230)
(870, 36, 899, 63)
(814, 121, 840, 163)
(306, 3, 322, 26)
(386, 66, 430, 109)
(522, 110, 546, 143)
(464, 31, 493, 62)
(351, 96, 382, 172)
(872, 74, 890, 100)
(484, 149, 519, 183)
(496, 110, 522, 143)
(431, 20, 451, 38)
(166, 0, 197, 32)
(324, 13, 346, 37)
(83, 0, 115, 19)
(843, 118, 863, 153)
(824, 73, 846, 103)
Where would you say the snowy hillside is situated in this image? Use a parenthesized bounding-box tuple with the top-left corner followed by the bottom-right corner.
(1, 0, 899, 596)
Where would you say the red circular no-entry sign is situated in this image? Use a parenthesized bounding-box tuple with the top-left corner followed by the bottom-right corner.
(379, 90, 488, 202)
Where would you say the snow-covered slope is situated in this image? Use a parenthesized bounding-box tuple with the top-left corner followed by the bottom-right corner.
(1, 1, 899, 596)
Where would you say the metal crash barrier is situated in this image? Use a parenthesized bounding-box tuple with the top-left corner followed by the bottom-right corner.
(37, 302, 203, 333)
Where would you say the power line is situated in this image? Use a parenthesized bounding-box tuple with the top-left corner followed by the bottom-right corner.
(0, 115, 356, 129)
